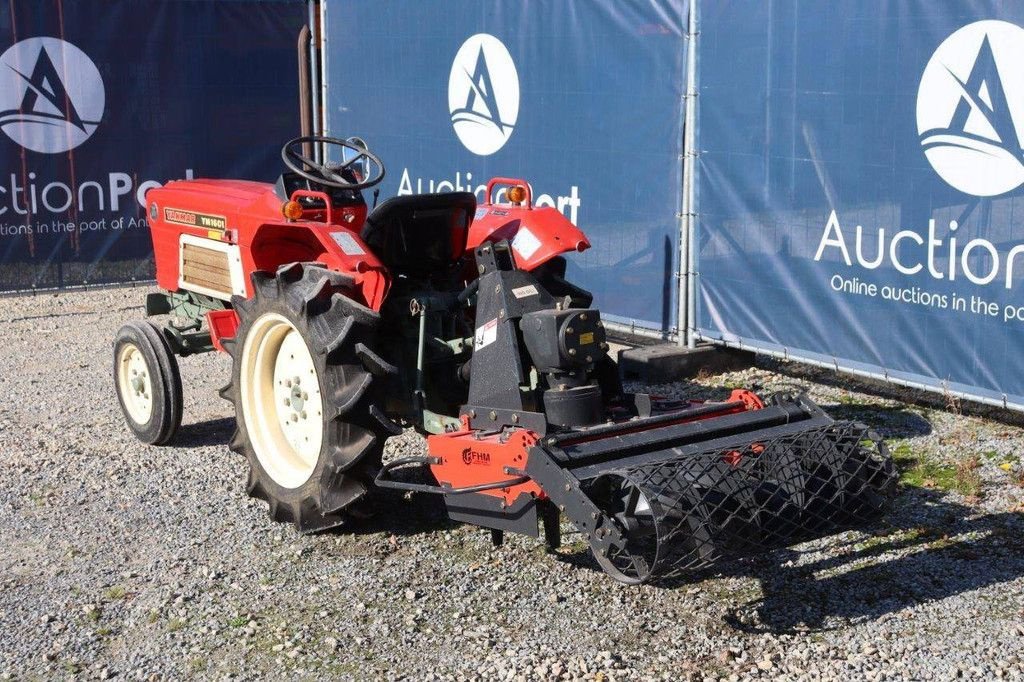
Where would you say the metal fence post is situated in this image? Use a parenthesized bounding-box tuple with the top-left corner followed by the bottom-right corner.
(679, 0, 699, 348)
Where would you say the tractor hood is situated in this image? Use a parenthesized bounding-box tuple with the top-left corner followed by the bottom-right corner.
(149, 179, 282, 220)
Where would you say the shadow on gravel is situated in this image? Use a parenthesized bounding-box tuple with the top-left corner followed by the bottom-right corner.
(173, 396, 1019, 633)
(340, 491, 461, 538)
(720, 489, 1024, 634)
(173, 417, 235, 448)
(818, 404, 933, 439)
(546, 486, 1024, 636)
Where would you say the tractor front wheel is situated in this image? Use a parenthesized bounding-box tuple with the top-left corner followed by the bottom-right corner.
(113, 321, 184, 445)
(221, 263, 399, 533)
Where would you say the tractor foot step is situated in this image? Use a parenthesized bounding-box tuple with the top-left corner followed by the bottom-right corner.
(618, 342, 753, 383)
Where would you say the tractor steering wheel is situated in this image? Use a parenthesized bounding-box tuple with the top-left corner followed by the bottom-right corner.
(281, 135, 386, 191)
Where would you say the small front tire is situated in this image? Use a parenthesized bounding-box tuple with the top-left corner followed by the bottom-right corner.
(113, 321, 183, 445)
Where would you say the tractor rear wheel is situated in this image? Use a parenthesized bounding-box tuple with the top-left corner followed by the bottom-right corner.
(221, 263, 399, 533)
(113, 321, 183, 445)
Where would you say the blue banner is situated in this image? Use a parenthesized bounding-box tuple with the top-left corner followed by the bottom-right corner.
(696, 1, 1024, 406)
(323, 0, 688, 332)
(0, 0, 306, 292)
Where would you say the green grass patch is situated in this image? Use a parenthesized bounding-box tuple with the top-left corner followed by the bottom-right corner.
(227, 616, 249, 628)
(982, 449, 1019, 468)
(853, 526, 958, 556)
(103, 586, 126, 600)
(167, 618, 186, 632)
(890, 442, 982, 499)
(854, 530, 898, 551)
(558, 538, 590, 554)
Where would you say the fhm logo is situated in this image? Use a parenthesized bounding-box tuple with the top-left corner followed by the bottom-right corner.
(918, 21, 1024, 197)
(0, 37, 105, 154)
(448, 34, 519, 156)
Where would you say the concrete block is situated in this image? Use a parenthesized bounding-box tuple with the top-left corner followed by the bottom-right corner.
(618, 342, 754, 383)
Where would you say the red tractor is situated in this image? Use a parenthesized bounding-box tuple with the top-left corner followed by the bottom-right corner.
(113, 137, 894, 583)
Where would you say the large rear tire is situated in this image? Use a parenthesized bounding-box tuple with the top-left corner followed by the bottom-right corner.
(221, 263, 400, 533)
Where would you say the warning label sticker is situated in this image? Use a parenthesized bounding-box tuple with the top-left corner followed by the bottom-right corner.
(474, 318, 499, 350)
(511, 227, 542, 260)
(330, 231, 366, 256)
(512, 284, 539, 299)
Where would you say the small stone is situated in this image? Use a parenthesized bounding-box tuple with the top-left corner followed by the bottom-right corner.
(404, 589, 418, 601)
(287, 649, 300, 659)
(757, 659, 774, 671)
(271, 644, 285, 653)
(324, 637, 338, 652)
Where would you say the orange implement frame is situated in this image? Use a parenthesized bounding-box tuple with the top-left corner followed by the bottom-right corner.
(427, 424, 544, 507)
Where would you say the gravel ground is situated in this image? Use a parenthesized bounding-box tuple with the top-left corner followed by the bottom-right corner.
(2, 287, 1024, 681)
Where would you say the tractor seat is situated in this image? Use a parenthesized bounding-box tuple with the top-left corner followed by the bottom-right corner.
(361, 192, 476, 278)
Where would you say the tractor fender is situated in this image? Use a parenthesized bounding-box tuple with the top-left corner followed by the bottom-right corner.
(466, 178, 590, 272)
(245, 220, 390, 311)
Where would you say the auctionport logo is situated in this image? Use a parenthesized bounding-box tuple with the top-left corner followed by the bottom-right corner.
(0, 37, 105, 154)
(448, 34, 519, 156)
(918, 21, 1024, 197)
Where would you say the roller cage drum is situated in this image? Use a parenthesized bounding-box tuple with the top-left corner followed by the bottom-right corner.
(583, 421, 895, 583)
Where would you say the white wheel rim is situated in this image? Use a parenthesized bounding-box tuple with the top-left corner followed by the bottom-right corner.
(117, 343, 153, 425)
(239, 313, 324, 489)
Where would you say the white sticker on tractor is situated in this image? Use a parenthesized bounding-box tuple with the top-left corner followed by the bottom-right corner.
(474, 318, 499, 350)
(330, 231, 366, 256)
(512, 284, 539, 299)
(511, 227, 542, 260)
